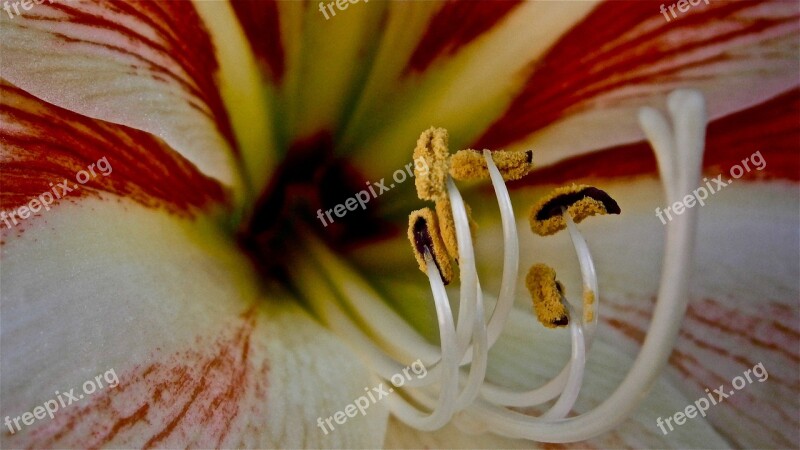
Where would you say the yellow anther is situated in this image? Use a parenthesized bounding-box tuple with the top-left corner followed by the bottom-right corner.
(529, 184, 620, 236)
(408, 208, 454, 285)
(413, 127, 451, 201)
(525, 264, 569, 329)
(435, 197, 478, 262)
(450, 149, 534, 181)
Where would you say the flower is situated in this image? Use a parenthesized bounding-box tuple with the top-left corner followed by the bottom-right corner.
(1, 0, 797, 448)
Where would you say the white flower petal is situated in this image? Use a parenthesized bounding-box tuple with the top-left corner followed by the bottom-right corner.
(0, 198, 386, 448)
(470, 176, 798, 448)
(0, 1, 247, 188)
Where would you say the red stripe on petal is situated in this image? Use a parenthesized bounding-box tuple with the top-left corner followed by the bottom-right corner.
(7, 310, 264, 449)
(0, 82, 228, 233)
(606, 299, 799, 387)
(474, 0, 798, 152)
(604, 296, 799, 448)
(509, 88, 800, 186)
(404, 0, 523, 74)
(687, 298, 800, 364)
(21, 0, 237, 151)
(231, 0, 286, 83)
(699, 87, 800, 181)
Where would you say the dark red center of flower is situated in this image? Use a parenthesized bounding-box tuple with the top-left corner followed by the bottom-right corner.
(238, 132, 395, 278)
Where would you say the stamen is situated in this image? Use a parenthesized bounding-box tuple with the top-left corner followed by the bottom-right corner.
(540, 301, 586, 420)
(413, 127, 451, 201)
(452, 280, 489, 410)
(477, 150, 521, 355)
(444, 178, 480, 358)
(563, 209, 599, 343)
(526, 264, 569, 328)
(456, 150, 522, 365)
(305, 88, 703, 441)
(385, 249, 461, 431)
(408, 208, 454, 285)
(478, 205, 596, 408)
(529, 184, 620, 236)
(435, 196, 477, 262)
(455, 90, 706, 443)
(450, 149, 534, 181)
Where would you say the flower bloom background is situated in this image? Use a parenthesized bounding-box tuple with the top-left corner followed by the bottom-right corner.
(0, 0, 797, 449)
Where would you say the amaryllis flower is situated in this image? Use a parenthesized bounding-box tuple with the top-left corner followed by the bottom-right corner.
(1, 0, 797, 448)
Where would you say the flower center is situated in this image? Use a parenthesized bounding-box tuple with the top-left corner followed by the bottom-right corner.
(375, 90, 706, 442)
(240, 89, 707, 443)
(237, 132, 394, 277)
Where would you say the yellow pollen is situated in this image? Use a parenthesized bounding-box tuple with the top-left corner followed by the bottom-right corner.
(408, 208, 454, 284)
(413, 127, 451, 201)
(450, 149, 534, 181)
(525, 264, 569, 329)
(435, 197, 478, 262)
(529, 184, 621, 236)
(583, 289, 595, 322)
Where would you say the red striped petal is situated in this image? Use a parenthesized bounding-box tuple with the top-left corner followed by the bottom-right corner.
(0, 81, 228, 238)
(606, 296, 799, 448)
(17, 310, 260, 449)
(512, 87, 800, 186)
(0, 0, 240, 184)
(230, 0, 286, 84)
(43, 0, 234, 144)
(405, 0, 523, 74)
(474, 0, 799, 157)
(0, 200, 387, 448)
(588, 177, 800, 448)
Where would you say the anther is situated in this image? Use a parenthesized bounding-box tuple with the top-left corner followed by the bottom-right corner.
(525, 264, 569, 328)
(408, 208, 454, 284)
(529, 185, 620, 236)
(450, 149, 534, 181)
(413, 127, 451, 201)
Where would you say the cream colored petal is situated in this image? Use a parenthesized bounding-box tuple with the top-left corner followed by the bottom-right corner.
(0, 197, 386, 448)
